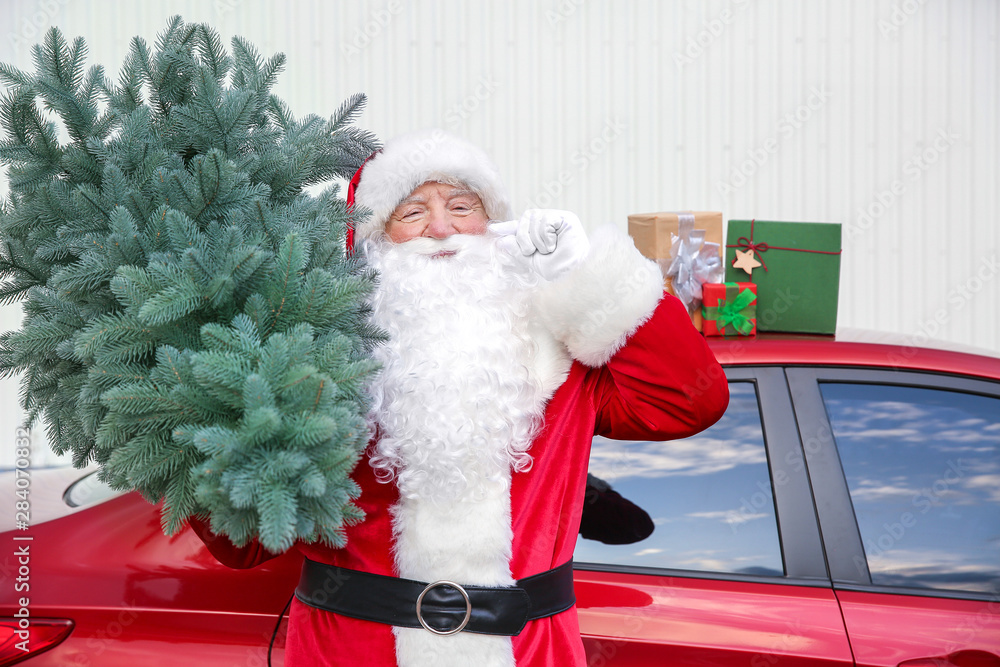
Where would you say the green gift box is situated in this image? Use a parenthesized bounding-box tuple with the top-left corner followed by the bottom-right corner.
(724, 220, 842, 334)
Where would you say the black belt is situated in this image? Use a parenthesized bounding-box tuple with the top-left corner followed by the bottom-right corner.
(295, 558, 576, 636)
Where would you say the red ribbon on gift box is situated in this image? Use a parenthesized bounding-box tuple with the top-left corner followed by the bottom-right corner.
(727, 219, 842, 272)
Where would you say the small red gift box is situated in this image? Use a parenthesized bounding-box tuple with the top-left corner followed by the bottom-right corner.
(701, 282, 758, 337)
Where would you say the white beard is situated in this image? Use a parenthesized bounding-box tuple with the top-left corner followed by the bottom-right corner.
(361, 233, 552, 667)
(364, 233, 546, 506)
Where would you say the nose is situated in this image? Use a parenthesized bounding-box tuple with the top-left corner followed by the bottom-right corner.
(423, 209, 457, 239)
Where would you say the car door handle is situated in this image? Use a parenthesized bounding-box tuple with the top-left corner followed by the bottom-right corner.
(899, 650, 1000, 667)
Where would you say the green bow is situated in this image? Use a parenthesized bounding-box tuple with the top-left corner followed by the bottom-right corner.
(703, 285, 756, 336)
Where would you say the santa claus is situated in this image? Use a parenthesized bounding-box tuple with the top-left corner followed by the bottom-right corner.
(193, 129, 729, 667)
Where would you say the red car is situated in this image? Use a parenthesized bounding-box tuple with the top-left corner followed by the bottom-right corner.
(3, 330, 1000, 666)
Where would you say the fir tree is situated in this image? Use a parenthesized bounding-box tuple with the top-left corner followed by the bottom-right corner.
(0, 18, 383, 552)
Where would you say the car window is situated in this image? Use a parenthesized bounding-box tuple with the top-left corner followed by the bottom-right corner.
(575, 381, 784, 577)
(820, 382, 1000, 594)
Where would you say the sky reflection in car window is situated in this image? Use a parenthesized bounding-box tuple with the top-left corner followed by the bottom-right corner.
(822, 383, 1000, 595)
(576, 382, 783, 577)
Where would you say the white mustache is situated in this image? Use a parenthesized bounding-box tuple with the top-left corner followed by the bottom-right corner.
(394, 233, 498, 257)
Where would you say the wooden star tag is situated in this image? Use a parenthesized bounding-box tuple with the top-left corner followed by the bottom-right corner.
(732, 248, 762, 275)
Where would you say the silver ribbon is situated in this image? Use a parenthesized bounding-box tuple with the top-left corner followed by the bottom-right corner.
(659, 213, 724, 314)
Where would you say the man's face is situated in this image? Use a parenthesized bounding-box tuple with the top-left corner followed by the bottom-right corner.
(384, 181, 489, 243)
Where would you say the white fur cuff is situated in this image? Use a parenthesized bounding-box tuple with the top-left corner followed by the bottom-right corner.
(533, 225, 665, 367)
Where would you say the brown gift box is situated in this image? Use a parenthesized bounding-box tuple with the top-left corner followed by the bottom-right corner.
(627, 211, 724, 330)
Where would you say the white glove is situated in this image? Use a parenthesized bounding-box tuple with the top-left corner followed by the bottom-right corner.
(491, 209, 590, 281)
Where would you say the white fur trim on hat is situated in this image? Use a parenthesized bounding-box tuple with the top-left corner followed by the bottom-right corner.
(352, 129, 513, 245)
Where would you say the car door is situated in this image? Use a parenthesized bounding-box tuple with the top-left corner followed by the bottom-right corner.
(575, 368, 854, 666)
(787, 367, 1000, 667)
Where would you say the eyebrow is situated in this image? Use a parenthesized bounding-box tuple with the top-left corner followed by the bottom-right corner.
(396, 194, 428, 207)
(447, 188, 477, 200)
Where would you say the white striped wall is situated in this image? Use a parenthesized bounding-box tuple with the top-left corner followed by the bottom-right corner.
(1, 0, 998, 460)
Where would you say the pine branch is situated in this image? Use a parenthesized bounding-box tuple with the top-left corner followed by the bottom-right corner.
(329, 93, 367, 133)
(0, 62, 31, 87)
(265, 232, 306, 334)
(66, 36, 88, 90)
(74, 313, 155, 363)
(155, 16, 186, 53)
(229, 36, 263, 84)
(266, 95, 293, 132)
(196, 24, 231, 83)
(252, 53, 286, 107)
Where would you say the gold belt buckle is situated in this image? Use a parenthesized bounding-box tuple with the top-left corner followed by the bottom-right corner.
(415, 580, 472, 636)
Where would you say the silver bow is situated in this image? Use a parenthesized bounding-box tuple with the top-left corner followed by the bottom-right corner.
(659, 214, 724, 314)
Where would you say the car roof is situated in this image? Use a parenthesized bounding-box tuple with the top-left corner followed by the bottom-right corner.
(706, 328, 1000, 382)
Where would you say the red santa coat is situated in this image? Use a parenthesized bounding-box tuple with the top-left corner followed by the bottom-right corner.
(196, 291, 728, 666)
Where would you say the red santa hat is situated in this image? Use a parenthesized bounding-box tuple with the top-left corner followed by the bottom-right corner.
(347, 129, 514, 249)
